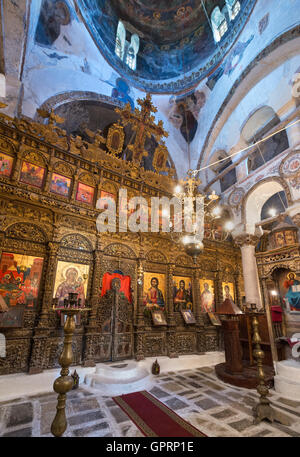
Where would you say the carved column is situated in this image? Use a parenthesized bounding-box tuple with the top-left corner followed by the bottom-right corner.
(11, 151, 22, 183)
(71, 169, 80, 202)
(193, 268, 206, 353)
(166, 263, 177, 358)
(83, 235, 103, 367)
(29, 241, 60, 374)
(234, 272, 241, 307)
(0, 230, 5, 258)
(215, 264, 223, 311)
(290, 213, 300, 228)
(44, 165, 53, 193)
(235, 234, 263, 308)
(135, 257, 145, 361)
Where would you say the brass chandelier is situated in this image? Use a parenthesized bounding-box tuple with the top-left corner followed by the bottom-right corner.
(171, 169, 234, 263)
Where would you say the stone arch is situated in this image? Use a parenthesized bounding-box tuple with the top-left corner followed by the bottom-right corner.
(242, 177, 292, 233)
(60, 233, 93, 252)
(35, 91, 124, 121)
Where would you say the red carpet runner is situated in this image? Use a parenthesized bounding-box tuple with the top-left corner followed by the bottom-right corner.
(113, 390, 206, 437)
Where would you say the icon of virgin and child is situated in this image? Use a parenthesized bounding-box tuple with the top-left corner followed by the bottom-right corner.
(55, 266, 86, 306)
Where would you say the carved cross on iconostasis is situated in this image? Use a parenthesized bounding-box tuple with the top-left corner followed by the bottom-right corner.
(115, 93, 168, 166)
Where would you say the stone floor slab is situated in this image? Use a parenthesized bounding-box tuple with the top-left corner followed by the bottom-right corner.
(6, 402, 33, 427)
(195, 398, 220, 410)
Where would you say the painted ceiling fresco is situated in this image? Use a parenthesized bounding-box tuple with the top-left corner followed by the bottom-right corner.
(78, 0, 256, 93)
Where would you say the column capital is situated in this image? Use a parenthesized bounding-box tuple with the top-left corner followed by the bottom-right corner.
(234, 234, 260, 247)
(47, 240, 60, 255)
(290, 213, 300, 228)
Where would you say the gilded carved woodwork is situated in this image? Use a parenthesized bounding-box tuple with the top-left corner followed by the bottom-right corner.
(5, 222, 47, 244)
(106, 122, 125, 156)
(0, 102, 244, 374)
(256, 244, 300, 279)
(176, 334, 197, 354)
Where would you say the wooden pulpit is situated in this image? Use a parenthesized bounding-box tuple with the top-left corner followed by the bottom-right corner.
(222, 318, 243, 374)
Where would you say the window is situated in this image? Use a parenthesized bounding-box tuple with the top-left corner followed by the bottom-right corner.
(211, 7, 228, 43)
(125, 34, 139, 71)
(210, 150, 237, 192)
(115, 22, 139, 71)
(226, 0, 241, 21)
(115, 21, 126, 61)
(242, 107, 290, 173)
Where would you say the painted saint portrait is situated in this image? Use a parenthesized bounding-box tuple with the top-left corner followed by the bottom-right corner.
(20, 161, 45, 188)
(173, 276, 193, 311)
(53, 261, 90, 306)
(100, 190, 115, 209)
(0, 252, 44, 309)
(283, 272, 300, 312)
(76, 182, 95, 205)
(199, 279, 215, 312)
(0, 152, 13, 177)
(143, 273, 165, 310)
(222, 282, 235, 302)
(50, 173, 71, 196)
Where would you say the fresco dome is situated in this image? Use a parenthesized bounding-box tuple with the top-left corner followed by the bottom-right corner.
(78, 0, 256, 93)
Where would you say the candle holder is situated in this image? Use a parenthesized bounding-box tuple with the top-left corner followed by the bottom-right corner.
(50, 293, 90, 437)
(251, 313, 275, 424)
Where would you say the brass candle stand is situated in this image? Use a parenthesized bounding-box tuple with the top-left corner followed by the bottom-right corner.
(251, 312, 275, 424)
(51, 293, 90, 437)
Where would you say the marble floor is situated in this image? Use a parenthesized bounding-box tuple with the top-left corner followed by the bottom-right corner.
(1, 365, 300, 437)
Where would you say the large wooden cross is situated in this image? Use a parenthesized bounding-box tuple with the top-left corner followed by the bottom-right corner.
(115, 93, 168, 165)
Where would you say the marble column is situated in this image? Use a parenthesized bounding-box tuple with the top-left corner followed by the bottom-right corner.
(235, 234, 263, 309)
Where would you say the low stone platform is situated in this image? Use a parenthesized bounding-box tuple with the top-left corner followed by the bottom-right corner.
(84, 361, 154, 396)
(215, 362, 274, 389)
(274, 359, 300, 400)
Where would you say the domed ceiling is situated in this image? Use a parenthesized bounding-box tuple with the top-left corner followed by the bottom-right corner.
(78, 0, 256, 93)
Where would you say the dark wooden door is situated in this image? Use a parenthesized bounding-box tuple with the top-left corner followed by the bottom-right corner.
(97, 277, 133, 362)
(111, 278, 133, 361)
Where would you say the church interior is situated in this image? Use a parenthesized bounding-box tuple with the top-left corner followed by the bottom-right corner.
(0, 0, 300, 439)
